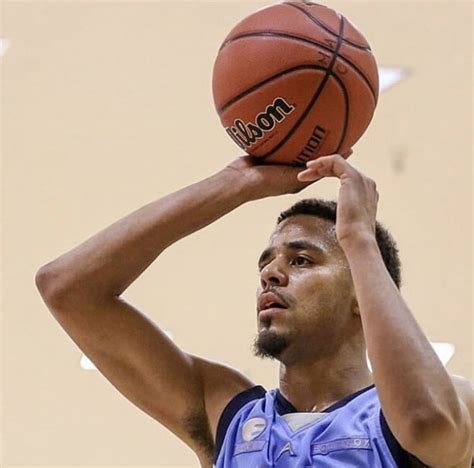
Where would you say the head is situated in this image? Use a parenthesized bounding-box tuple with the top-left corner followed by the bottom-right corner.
(253, 199, 401, 365)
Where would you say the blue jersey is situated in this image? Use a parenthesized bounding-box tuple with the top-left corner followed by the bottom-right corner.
(214, 384, 420, 467)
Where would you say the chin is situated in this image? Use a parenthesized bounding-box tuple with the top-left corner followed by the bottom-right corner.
(252, 329, 290, 360)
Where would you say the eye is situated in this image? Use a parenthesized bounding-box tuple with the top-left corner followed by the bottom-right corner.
(291, 256, 312, 267)
(258, 256, 312, 272)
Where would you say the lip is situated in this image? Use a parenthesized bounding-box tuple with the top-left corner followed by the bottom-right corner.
(258, 307, 288, 321)
(258, 291, 289, 313)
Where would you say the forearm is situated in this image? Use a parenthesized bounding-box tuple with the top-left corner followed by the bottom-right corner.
(39, 168, 250, 299)
(343, 236, 462, 436)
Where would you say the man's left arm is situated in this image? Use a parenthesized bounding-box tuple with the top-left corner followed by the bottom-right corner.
(298, 154, 473, 467)
(343, 235, 472, 466)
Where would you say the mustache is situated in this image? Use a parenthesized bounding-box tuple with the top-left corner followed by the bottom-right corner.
(258, 287, 294, 310)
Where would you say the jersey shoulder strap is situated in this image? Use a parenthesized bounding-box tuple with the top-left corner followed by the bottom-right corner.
(214, 385, 267, 463)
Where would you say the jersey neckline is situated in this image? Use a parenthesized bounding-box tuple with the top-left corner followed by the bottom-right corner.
(275, 383, 376, 416)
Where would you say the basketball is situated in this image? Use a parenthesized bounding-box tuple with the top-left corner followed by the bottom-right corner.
(212, 1, 379, 165)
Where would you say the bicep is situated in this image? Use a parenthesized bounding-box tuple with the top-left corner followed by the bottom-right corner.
(42, 291, 254, 455)
(44, 294, 212, 451)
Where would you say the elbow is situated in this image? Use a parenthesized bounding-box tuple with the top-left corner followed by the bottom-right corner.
(35, 263, 58, 297)
(35, 264, 72, 311)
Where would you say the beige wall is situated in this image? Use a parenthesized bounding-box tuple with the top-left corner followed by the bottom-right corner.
(2, 1, 472, 466)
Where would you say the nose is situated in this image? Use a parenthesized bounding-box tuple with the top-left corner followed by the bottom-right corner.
(260, 257, 289, 289)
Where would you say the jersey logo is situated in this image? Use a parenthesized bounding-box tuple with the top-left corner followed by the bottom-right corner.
(312, 437, 371, 455)
(275, 441, 297, 461)
(242, 417, 267, 442)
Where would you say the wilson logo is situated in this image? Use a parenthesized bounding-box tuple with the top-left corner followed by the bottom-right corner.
(225, 97, 295, 150)
(293, 124, 327, 165)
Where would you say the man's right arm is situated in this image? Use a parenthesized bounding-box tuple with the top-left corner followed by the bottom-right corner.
(35, 156, 312, 462)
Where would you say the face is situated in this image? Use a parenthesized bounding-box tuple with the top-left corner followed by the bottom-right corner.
(253, 215, 359, 364)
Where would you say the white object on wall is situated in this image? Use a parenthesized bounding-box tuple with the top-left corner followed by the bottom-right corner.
(379, 67, 407, 93)
(366, 341, 456, 372)
(0, 37, 10, 57)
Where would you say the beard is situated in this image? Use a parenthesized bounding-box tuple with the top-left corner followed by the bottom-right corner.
(252, 328, 290, 360)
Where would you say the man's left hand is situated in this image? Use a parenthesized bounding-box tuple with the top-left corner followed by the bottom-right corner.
(297, 153, 379, 248)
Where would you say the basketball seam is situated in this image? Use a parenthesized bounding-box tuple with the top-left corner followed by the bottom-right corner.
(330, 73, 350, 154)
(217, 65, 328, 115)
(283, 1, 370, 51)
(259, 13, 346, 161)
(218, 31, 377, 104)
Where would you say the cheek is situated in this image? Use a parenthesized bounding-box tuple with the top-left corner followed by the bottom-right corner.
(296, 269, 348, 309)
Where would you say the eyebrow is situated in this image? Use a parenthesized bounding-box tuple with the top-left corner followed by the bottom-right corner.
(257, 240, 325, 268)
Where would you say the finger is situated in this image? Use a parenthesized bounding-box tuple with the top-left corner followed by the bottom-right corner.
(307, 150, 353, 162)
(306, 154, 356, 179)
(306, 153, 338, 167)
(297, 169, 324, 182)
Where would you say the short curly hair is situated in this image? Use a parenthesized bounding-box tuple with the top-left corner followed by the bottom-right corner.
(277, 199, 402, 289)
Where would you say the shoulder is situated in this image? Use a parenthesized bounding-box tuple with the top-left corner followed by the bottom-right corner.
(379, 376, 473, 468)
(411, 374, 473, 468)
(415, 374, 473, 468)
(450, 374, 474, 399)
(208, 376, 267, 466)
(436, 374, 473, 468)
(190, 354, 257, 441)
(450, 374, 474, 434)
(450, 374, 474, 433)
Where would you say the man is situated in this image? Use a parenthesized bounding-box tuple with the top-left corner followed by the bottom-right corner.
(36, 153, 473, 467)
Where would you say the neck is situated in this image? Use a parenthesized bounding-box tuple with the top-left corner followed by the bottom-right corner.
(278, 341, 373, 413)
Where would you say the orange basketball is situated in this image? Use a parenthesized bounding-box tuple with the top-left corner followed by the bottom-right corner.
(212, 1, 379, 165)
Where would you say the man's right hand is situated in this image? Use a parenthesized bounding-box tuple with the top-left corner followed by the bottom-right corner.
(222, 151, 352, 201)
